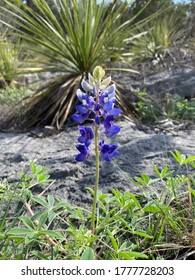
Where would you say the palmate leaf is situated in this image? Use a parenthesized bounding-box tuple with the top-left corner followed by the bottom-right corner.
(0, 0, 151, 130)
(81, 247, 95, 260)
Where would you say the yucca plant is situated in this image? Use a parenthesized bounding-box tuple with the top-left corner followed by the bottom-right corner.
(0, 34, 22, 88)
(128, 11, 185, 63)
(0, 0, 152, 130)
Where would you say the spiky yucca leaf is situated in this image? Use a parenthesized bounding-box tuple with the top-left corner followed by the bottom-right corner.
(0, 0, 151, 130)
(128, 12, 185, 63)
(0, 34, 23, 87)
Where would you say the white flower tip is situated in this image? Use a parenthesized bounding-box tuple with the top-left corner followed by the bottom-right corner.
(81, 79, 93, 92)
(101, 76, 111, 86)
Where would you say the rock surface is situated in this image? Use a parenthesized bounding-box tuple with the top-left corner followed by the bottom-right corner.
(1, 120, 195, 206)
(112, 53, 195, 100)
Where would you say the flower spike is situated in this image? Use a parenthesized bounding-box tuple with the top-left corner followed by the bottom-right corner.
(72, 66, 121, 162)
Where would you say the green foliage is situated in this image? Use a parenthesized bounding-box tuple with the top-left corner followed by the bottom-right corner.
(129, 0, 174, 23)
(134, 92, 195, 123)
(164, 94, 195, 120)
(134, 92, 160, 122)
(1, 0, 137, 75)
(0, 86, 29, 106)
(0, 151, 195, 260)
(0, 36, 22, 87)
(129, 12, 185, 62)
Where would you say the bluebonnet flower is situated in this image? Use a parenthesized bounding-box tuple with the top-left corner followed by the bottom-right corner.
(72, 90, 94, 123)
(103, 115, 120, 138)
(72, 66, 121, 162)
(77, 126, 94, 147)
(75, 144, 90, 162)
(99, 140, 119, 162)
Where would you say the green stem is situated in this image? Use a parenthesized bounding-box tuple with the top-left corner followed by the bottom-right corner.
(91, 122, 100, 236)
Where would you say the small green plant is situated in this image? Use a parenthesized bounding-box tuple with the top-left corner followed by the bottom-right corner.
(164, 94, 195, 121)
(134, 92, 162, 122)
(134, 92, 195, 123)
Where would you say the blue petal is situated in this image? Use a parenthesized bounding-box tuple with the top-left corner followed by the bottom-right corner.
(107, 84, 115, 95)
(82, 112, 90, 120)
(109, 108, 121, 116)
(76, 89, 84, 102)
(85, 139, 91, 148)
(104, 101, 113, 112)
(81, 79, 93, 92)
(85, 139, 92, 147)
(88, 96, 95, 107)
(106, 125, 120, 138)
(95, 104, 101, 111)
(110, 151, 119, 158)
(75, 153, 87, 162)
(99, 94, 106, 106)
(78, 136, 86, 143)
(76, 144, 88, 154)
(95, 116, 101, 125)
(104, 115, 114, 128)
(109, 144, 118, 153)
(99, 139, 104, 147)
(92, 86, 97, 95)
(85, 127, 94, 139)
(102, 153, 110, 162)
(72, 114, 83, 123)
(76, 104, 88, 114)
(101, 144, 110, 153)
(78, 126, 85, 134)
(108, 91, 115, 99)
